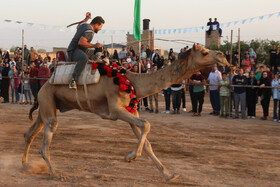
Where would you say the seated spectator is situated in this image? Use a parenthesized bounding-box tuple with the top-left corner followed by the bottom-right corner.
(206, 18, 213, 36)
(246, 71, 258, 119)
(38, 62, 50, 89)
(272, 73, 280, 121)
(190, 71, 206, 116)
(259, 71, 271, 120)
(219, 73, 230, 118)
(213, 18, 220, 27)
(217, 25, 222, 37)
(232, 68, 247, 119)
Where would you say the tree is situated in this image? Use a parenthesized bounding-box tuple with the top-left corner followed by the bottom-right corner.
(37, 49, 46, 53)
(10, 46, 20, 52)
(208, 39, 279, 65)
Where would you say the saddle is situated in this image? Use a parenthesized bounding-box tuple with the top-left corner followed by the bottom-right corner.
(49, 61, 100, 85)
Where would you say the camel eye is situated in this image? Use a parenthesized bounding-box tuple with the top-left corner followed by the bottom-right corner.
(202, 51, 209, 56)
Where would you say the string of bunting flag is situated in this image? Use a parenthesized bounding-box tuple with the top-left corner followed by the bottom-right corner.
(2, 11, 280, 35)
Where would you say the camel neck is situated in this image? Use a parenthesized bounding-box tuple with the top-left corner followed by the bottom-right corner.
(126, 56, 196, 99)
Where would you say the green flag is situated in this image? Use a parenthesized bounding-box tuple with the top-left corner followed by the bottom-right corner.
(133, 0, 141, 41)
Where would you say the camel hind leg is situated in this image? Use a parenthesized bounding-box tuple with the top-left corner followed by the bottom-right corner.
(38, 95, 58, 175)
(40, 118, 58, 176)
(22, 112, 44, 165)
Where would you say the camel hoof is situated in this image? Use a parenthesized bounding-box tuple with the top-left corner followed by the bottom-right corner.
(124, 153, 137, 162)
(166, 174, 179, 182)
(22, 161, 28, 169)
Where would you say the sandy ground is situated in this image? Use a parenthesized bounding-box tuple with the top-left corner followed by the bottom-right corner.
(0, 93, 280, 187)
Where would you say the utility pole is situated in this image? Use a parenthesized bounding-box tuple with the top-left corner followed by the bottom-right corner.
(21, 29, 24, 98)
(229, 30, 233, 116)
(238, 28, 241, 67)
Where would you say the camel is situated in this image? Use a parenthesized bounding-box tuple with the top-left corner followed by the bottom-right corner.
(22, 44, 228, 182)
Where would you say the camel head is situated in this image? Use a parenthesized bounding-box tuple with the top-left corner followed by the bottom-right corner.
(187, 43, 229, 70)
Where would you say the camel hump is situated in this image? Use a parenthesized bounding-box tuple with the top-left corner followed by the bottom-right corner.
(49, 61, 100, 85)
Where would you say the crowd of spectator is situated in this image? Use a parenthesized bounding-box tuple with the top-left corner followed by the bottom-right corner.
(0, 45, 54, 104)
(1, 43, 280, 122)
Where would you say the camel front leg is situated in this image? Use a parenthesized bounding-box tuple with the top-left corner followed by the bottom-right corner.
(129, 123, 179, 181)
(112, 107, 150, 161)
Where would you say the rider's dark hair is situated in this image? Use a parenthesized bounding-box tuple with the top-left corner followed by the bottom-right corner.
(91, 16, 105, 25)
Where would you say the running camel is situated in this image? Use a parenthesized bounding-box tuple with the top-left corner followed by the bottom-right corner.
(22, 44, 229, 181)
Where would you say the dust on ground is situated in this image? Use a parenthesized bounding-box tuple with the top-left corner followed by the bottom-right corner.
(0, 94, 280, 187)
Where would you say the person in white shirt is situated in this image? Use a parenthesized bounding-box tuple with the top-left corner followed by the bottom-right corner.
(207, 64, 222, 115)
(9, 57, 16, 68)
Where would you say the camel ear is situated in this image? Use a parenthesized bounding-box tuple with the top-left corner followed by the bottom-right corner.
(193, 43, 197, 51)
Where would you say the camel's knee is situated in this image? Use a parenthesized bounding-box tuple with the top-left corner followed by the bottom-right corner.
(46, 118, 58, 132)
(141, 120, 150, 134)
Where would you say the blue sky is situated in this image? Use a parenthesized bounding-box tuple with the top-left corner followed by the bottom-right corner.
(0, 0, 280, 52)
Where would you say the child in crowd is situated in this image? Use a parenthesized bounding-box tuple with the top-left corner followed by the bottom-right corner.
(272, 73, 279, 121)
(219, 73, 230, 118)
(23, 72, 32, 105)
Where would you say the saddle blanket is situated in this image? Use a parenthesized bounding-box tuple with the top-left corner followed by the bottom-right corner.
(49, 61, 100, 85)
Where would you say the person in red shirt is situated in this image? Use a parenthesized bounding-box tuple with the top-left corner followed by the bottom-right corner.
(266, 66, 274, 83)
(29, 62, 39, 102)
(38, 62, 50, 88)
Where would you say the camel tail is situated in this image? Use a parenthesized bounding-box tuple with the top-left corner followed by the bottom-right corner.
(29, 102, 39, 121)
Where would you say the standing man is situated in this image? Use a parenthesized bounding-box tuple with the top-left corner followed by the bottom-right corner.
(23, 45, 30, 66)
(232, 68, 248, 119)
(270, 45, 277, 73)
(207, 64, 222, 115)
(68, 16, 105, 89)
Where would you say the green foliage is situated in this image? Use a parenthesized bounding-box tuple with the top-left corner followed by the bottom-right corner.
(10, 46, 19, 52)
(208, 39, 279, 65)
(37, 49, 46, 53)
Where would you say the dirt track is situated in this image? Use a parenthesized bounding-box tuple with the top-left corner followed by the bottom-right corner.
(0, 95, 280, 187)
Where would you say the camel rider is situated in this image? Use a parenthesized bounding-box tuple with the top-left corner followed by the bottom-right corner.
(67, 16, 105, 89)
